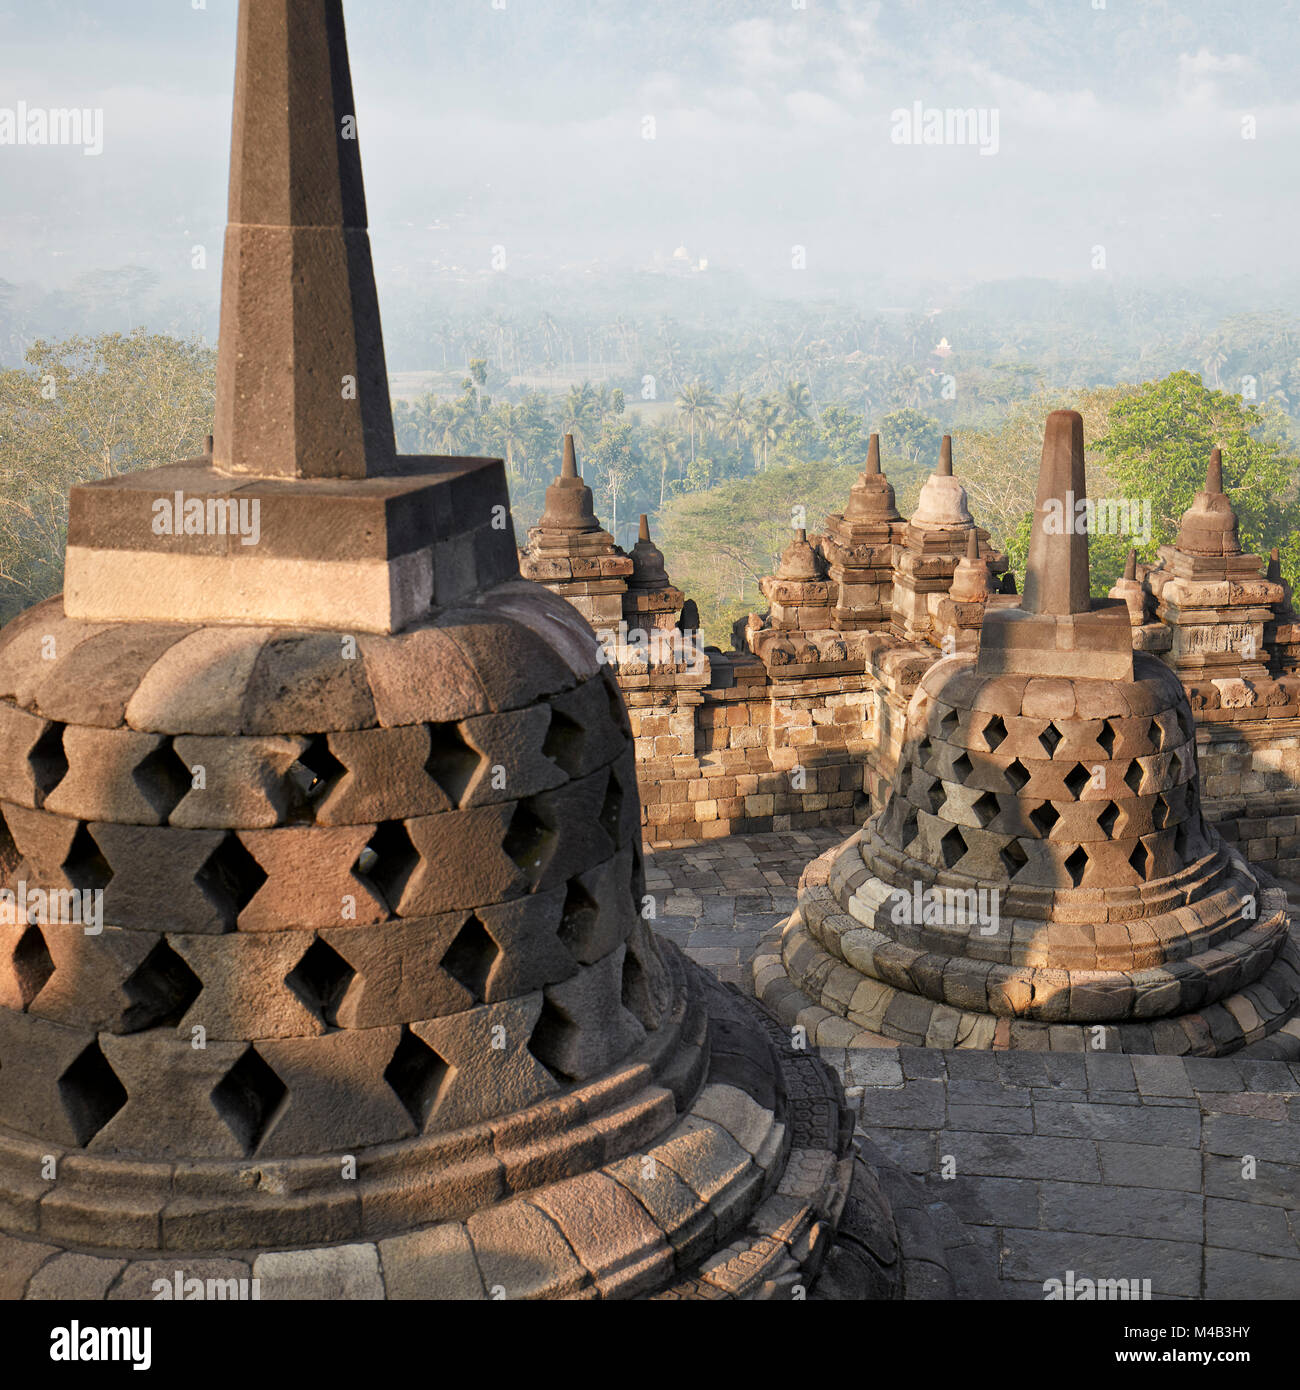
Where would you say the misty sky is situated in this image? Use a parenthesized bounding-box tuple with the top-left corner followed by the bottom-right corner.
(1, 0, 1298, 306)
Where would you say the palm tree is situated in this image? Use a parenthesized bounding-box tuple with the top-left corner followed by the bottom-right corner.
(718, 391, 751, 460)
(646, 424, 679, 507)
(489, 402, 528, 480)
(750, 396, 781, 471)
(675, 380, 717, 465)
(435, 400, 472, 454)
(560, 381, 598, 448)
(780, 379, 812, 427)
(755, 337, 785, 390)
(657, 320, 686, 392)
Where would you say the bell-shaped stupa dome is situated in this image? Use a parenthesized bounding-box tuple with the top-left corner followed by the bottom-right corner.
(0, 0, 893, 1301)
(761, 411, 1300, 1056)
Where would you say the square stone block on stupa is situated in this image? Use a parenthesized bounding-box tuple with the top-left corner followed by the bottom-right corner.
(757, 409, 1300, 1058)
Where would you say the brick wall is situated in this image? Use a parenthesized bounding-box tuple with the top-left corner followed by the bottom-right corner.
(622, 645, 1300, 886)
(629, 658, 876, 842)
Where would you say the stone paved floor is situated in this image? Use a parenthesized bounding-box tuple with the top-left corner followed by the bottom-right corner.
(650, 827, 1300, 1300)
(644, 825, 852, 989)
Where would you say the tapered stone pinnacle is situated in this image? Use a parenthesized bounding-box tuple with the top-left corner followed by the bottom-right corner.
(938, 436, 953, 477)
(1124, 548, 1138, 581)
(213, 0, 396, 479)
(966, 529, 979, 561)
(638, 513, 651, 542)
(1175, 445, 1241, 557)
(1269, 548, 1283, 582)
(866, 433, 881, 474)
(561, 435, 579, 479)
(1021, 409, 1090, 617)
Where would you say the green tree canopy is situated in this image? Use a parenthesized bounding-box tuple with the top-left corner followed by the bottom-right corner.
(879, 407, 941, 466)
(1091, 370, 1300, 588)
(0, 330, 215, 619)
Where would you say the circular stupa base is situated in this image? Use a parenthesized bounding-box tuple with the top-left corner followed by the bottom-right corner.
(1, 950, 919, 1300)
(755, 840, 1300, 1061)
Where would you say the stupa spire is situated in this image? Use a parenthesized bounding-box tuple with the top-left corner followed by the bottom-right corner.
(561, 433, 579, 478)
(1021, 409, 1090, 616)
(938, 435, 953, 476)
(1174, 445, 1241, 557)
(213, 0, 395, 478)
(865, 432, 881, 475)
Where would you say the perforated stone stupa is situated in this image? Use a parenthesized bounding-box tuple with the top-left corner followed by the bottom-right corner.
(0, 0, 895, 1301)
(758, 411, 1300, 1057)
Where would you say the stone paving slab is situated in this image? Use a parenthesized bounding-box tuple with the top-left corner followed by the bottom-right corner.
(653, 828, 1300, 1300)
(645, 827, 849, 988)
(838, 1046, 1300, 1300)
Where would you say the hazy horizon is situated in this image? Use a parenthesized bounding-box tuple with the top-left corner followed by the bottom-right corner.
(3, 0, 1300, 349)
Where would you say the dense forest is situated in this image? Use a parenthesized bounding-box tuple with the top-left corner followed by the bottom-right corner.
(2, 285, 1299, 643)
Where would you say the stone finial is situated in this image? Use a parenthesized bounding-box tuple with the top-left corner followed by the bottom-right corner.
(213, 0, 396, 479)
(979, 410, 1131, 679)
(775, 529, 823, 581)
(909, 436, 972, 528)
(679, 598, 700, 633)
(537, 436, 600, 534)
(865, 432, 881, 475)
(1022, 409, 1090, 617)
(844, 433, 902, 524)
(938, 435, 953, 477)
(1109, 545, 1147, 626)
(949, 526, 990, 601)
(627, 513, 671, 591)
(1174, 445, 1241, 557)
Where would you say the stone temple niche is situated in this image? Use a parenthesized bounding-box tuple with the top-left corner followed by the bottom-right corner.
(758, 411, 1300, 1057)
(0, 0, 895, 1301)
